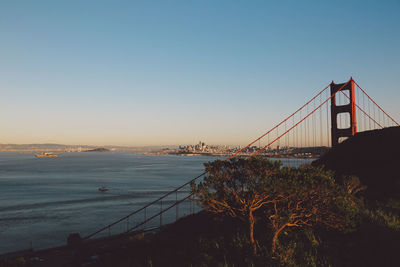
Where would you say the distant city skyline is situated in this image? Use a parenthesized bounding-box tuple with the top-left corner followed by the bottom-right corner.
(1, 1, 399, 146)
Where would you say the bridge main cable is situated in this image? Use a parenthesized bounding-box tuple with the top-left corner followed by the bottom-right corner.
(340, 90, 383, 129)
(354, 80, 399, 126)
(251, 79, 351, 157)
(83, 80, 342, 240)
(83, 171, 206, 240)
(226, 83, 331, 160)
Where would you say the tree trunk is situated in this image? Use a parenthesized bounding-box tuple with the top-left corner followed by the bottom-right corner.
(249, 210, 257, 255)
(272, 224, 287, 254)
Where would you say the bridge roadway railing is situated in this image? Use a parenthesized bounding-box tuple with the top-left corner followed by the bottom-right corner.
(83, 171, 207, 240)
(83, 158, 311, 241)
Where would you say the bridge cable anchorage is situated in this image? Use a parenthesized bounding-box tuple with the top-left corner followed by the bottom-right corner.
(353, 80, 400, 126)
(251, 79, 351, 157)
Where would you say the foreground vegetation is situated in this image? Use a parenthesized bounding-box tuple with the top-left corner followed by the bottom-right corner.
(188, 158, 365, 266)
(142, 158, 399, 266)
(143, 158, 399, 266)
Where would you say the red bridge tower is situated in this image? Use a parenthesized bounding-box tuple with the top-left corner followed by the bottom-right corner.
(330, 78, 357, 147)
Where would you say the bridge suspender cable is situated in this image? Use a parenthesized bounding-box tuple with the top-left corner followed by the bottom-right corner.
(251, 79, 351, 157)
(340, 90, 384, 129)
(354, 80, 400, 126)
(226, 83, 331, 160)
(84, 172, 206, 240)
(85, 78, 399, 240)
(85, 80, 330, 239)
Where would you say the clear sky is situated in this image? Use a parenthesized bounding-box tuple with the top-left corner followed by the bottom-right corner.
(1, 0, 399, 146)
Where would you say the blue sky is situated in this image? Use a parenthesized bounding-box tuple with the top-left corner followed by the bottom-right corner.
(1, 0, 399, 146)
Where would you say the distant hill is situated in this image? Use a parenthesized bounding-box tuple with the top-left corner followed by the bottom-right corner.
(0, 143, 96, 151)
(0, 143, 144, 152)
(313, 126, 400, 200)
(83, 148, 111, 152)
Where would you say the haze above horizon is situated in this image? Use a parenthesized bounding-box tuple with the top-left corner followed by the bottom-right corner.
(1, 0, 399, 146)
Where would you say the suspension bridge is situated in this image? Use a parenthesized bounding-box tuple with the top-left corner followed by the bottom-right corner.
(82, 77, 399, 243)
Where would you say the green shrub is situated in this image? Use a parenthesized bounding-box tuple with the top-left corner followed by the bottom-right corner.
(364, 208, 400, 231)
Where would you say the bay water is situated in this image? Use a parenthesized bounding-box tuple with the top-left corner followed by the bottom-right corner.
(0, 152, 215, 254)
(0, 151, 312, 254)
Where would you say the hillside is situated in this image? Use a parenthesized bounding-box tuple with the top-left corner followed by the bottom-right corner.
(314, 126, 400, 199)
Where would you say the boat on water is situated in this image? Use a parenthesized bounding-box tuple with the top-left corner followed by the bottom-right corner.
(35, 152, 60, 158)
(98, 187, 109, 192)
